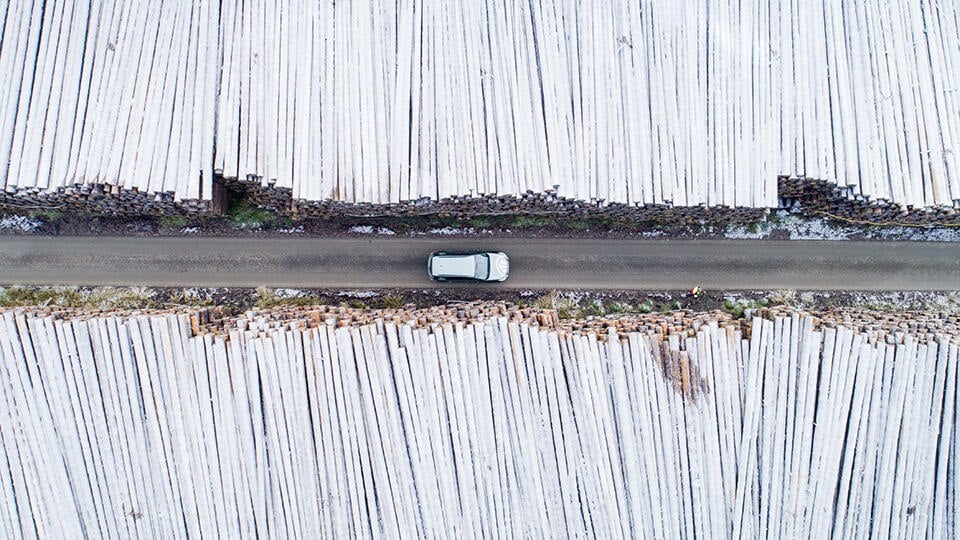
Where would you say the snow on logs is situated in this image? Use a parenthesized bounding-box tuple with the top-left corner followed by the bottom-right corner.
(1, 1, 958, 211)
(0, 305, 958, 538)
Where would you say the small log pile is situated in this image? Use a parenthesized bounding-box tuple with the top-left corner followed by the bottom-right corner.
(0, 183, 211, 216)
(780, 176, 960, 224)
(290, 187, 768, 225)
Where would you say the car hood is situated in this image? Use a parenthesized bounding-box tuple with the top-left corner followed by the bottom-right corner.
(487, 253, 510, 281)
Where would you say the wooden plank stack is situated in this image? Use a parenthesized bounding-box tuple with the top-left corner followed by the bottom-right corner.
(1, 305, 957, 537)
(1, 1, 958, 213)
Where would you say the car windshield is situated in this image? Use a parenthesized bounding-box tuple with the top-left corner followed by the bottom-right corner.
(473, 254, 489, 280)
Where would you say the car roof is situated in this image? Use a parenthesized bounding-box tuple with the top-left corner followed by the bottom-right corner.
(431, 253, 477, 278)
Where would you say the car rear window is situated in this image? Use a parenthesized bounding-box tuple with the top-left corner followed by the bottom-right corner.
(474, 254, 489, 280)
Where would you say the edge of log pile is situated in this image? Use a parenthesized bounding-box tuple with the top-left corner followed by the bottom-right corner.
(5, 175, 957, 226)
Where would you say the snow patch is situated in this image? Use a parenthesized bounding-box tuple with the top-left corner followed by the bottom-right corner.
(180, 227, 200, 234)
(278, 225, 304, 234)
(725, 210, 960, 241)
(349, 225, 395, 235)
(338, 290, 378, 298)
(0, 215, 41, 232)
(782, 215, 851, 240)
(869, 225, 960, 242)
(724, 226, 765, 239)
(275, 288, 306, 298)
(723, 214, 854, 239)
(174, 288, 212, 303)
(429, 227, 475, 235)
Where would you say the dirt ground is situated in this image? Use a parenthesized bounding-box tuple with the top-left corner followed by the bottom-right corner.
(4, 206, 960, 242)
(1, 285, 955, 319)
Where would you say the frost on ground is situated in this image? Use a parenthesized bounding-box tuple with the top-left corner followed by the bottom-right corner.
(842, 291, 960, 312)
(723, 226, 766, 240)
(779, 214, 853, 240)
(724, 211, 852, 240)
(409, 226, 494, 236)
(0, 215, 41, 232)
(749, 289, 960, 313)
(172, 288, 215, 305)
(428, 226, 475, 235)
(349, 225, 395, 235)
(275, 288, 307, 299)
(338, 290, 379, 298)
(868, 224, 960, 241)
(725, 210, 960, 241)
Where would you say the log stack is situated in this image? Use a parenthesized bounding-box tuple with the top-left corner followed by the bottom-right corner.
(780, 176, 960, 225)
(2, 1, 958, 221)
(1, 304, 957, 537)
(0, 183, 211, 216)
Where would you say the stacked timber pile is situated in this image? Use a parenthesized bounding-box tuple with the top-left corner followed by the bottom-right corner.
(780, 176, 960, 224)
(10, 302, 959, 344)
(0, 184, 209, 216)
(1, 304, 958, 537)
(289, 188, 769, 225)
(0, 1, 218, 207)
(214, 1, 959, 210)
(2, 1, 958, 219)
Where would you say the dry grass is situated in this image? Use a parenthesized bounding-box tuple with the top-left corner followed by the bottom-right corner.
(0, 286, 156, 309)
(767, 289, 799, 307)
(533, 290, 584, 319)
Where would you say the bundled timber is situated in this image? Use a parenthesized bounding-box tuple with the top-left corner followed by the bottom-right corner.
(0, 0, 218, 203)
(780, 176, 960, 224)
(1, 304, 958, 538)
(1, 1, 958, 218)
(0, 183, 210, 216)
(208, 0, 960, 209)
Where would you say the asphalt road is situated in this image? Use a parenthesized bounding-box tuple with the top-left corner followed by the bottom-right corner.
(0, 236, 957, 290)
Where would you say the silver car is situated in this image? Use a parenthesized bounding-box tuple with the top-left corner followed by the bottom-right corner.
(427, 251, 510, 282)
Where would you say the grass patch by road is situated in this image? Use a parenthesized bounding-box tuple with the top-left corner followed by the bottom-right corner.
(1, 286, 957, 317)
(0, 286, 157, 309)
(159, 215, 190, 230)
(227, 202, 291, 229)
